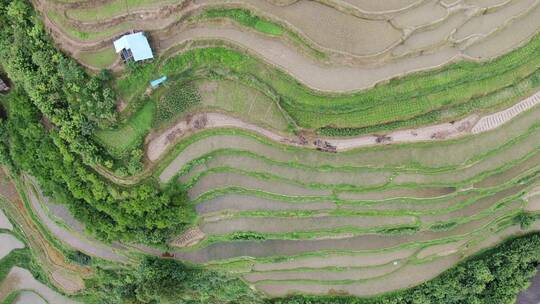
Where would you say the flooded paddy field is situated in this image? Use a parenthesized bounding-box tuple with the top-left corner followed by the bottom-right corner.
(0, 267, 78, 304)
(244, 262, 402, 283)
(187, 171, 333, 199)
(175, 207, 510, 263)
(338, 187, 456, 201)
(0, 233, 24, 260)
(195, 194, 336, 214)
(180, 153, 391, 188)
(0, 208, 13, 230)
(161, 103, 540, 184)
(255, 254, 461, 296)
(252, 248, 417, 271)
(200, 215, 417, 235)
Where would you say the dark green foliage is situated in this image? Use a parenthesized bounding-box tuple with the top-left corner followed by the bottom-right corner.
(0, 0, 195, 244)
(91, 257, 264, 304)
(0, 117, 14, 170)
(0, 0, 117, 166)
(429, 221, 458, 231)
(230, 231, 266, 240)
(126, 148, 144, 175)
(5, 91, 194, 244)
(155, 82, 200, 126)
(516, 212, 537, 230)
(379, 225, 420, 235)
(67, 250, 92, 266)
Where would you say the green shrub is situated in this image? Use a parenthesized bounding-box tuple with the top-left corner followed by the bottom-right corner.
(231, 231, 266, 240)
(67, 250, 92, 266)
(430, 221, 458, 231)
(379, 225, 420, 235)
(155, 82, 200, 126)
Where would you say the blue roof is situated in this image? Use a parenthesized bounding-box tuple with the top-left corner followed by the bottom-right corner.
(114, 32, 153, 61)
(150, 76, 168, 88)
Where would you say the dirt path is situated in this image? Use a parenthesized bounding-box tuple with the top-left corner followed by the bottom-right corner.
(149, 89, 540, 170)
(148, 112, 476, 163)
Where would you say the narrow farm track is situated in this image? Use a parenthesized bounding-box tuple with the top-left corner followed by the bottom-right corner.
(152, 89, 540, 177)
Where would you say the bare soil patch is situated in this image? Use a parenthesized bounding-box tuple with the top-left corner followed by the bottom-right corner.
(393, 130, 540, 185)
(474, 151, 540, 188)
(51, 269, 84, 294)
(174, 208, 506, 263)
(340, 191, 477, 212)
(393, 12, 469, 57)
(198, 0, 402, 56)
(525, 194, 540, 211)
(340, 0, 421, 13)
(419, 184, 525, 223)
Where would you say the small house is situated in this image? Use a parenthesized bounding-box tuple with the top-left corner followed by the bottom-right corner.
(113, 32, 154, 63)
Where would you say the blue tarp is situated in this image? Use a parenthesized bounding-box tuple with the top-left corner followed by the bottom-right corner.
(114, 32, 153, 62)
(150, 76, 168, 88)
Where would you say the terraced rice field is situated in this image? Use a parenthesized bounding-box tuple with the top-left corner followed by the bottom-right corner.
(35, 0, 540, 138)
(148, 87, 540, 295)
(14, 0, 540, 300)
(0, 192, 80, 303)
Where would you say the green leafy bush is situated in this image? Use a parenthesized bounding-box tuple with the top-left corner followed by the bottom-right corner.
(231, 231, 266, 240)
(155, 82, 200, 126)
